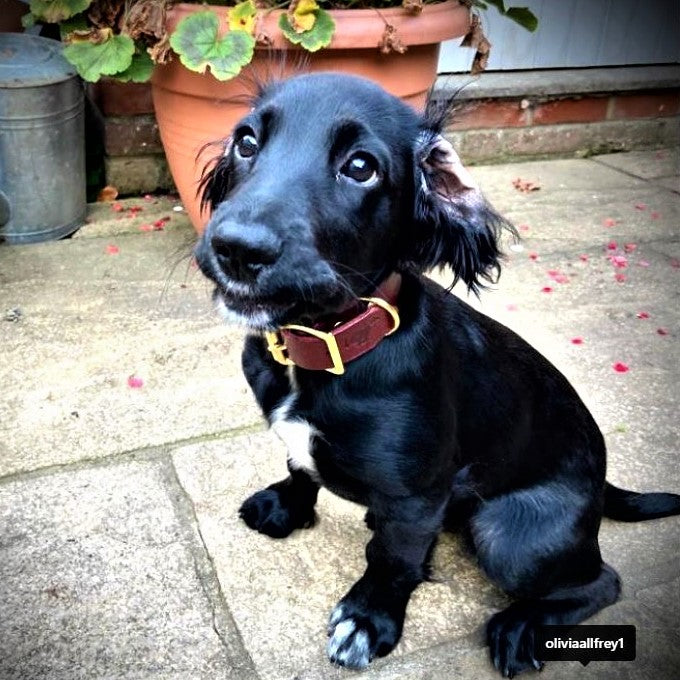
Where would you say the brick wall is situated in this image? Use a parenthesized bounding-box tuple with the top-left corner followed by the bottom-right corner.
(90, 81, 173, 195)
(446, 88, 680, 163)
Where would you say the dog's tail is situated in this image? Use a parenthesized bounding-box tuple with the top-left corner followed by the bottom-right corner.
(603, 482, 680, 521)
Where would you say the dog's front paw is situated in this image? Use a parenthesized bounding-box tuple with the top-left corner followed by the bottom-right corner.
(326, 602, 401, 669)
(239, 487, 316, 538)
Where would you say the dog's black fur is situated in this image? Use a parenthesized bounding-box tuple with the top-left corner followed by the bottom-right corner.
(195, 73, 680, 676)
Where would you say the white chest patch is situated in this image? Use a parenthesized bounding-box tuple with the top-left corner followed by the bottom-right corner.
(270, 393, 319, 479)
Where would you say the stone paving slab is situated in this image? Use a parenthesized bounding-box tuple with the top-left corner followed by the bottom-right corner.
(0, 458, 256, 680)
(593, 149, 679, 180)
(171, 435, 508, 680)
(0, 230, 259, 477)
(171, 428, 679, 680)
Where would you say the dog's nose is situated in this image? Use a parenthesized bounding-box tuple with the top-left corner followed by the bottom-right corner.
(211, 222, 282, 283)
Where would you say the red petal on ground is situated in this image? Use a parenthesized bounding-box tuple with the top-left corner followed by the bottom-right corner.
(112, 202, 124, 213)
(529, 252, 539, 261)
(650, 211, 661, 219)
(671, 259, 680, 269)
(636, 311, 650, 319)
(613, 362, 629, 373)
(127, 375, 144, 388)
(519, 224, 530, 232)
(571, 337, 584, 345)
(657, 328, 669, 336)
(541, 286, 553, 293)
(547, 269, 560, 277)
(615, 273, 626, 282)
(607, 241, 617, 250)
(579, 254, 589, 262)
(623, 243, 637, 253)
(603, 218, 617, 227)
(105, 244, 120, 255)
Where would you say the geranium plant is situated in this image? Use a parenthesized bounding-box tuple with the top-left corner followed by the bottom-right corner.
(24, 0, 537, 82)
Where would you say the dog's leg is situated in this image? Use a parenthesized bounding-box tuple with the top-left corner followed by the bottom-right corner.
(327, 501, 443, 669)
(239, 466, 319, 538)
(239, 336, 320, 537)
(471, 482, 621, 677)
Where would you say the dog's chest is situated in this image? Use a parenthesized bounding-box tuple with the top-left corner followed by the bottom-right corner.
(270, 393, 319, 479)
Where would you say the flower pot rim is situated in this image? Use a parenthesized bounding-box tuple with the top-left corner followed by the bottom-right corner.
(167, 0, 469, 50)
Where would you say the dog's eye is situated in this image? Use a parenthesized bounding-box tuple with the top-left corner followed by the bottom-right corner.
(235, 131, 258, 159)
(341, 153, 378, 184)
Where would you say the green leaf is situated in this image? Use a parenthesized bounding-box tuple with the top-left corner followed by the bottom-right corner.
(481, 1, 538, 32)
(58, 12, 89, 40)
(170, 11, 255, 81)
(505, 7, 538, 31)
(115, 50, 154, 83)
(279, 8, 335, 52)
(63, 34, 135, 82)
(21, 13, 37, 28)
(29, 0, 92, 23)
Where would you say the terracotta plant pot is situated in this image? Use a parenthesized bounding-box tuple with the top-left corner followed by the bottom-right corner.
(151, 1, 470, 232)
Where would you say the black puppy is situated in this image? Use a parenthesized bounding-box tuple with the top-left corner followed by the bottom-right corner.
(195, 72, 680, 676)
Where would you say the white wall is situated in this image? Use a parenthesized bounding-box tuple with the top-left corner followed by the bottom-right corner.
(439, 0, 680, 73)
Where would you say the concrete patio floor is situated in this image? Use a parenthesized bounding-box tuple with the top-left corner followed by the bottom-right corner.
(1, 149, 678, 680)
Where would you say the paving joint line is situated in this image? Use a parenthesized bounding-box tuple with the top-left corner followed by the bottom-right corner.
(163, 457, 261, 679)
(0, 422, 265, 488)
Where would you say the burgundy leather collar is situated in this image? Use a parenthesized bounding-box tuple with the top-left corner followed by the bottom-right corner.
(265, 273, 402, 375)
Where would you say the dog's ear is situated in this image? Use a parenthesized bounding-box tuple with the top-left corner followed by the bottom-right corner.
(407, 132, 514, 292)
(197, 137, 234, 216)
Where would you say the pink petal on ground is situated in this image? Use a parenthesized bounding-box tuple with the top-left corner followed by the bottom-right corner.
(519, 224, 530, 232)
(615, 273, 626, 282)
(579, 254, 589, 262)
(635, 203, 647, 210)
(127, 375, 144, 389)
(650, 211, 661, 219)
(613, 362, 629, 373)
(607, 241, 618, 250)
(139, 224, 154, 232)
(671, 259, 680, 269)
(636, 311, 650, 319)
(638, 259, 650, 267)
(657, 328, 669, 336)
(144, 194, 154, 202)
(112, 202, 124, 213)
(571, 337, 584, 345)
(603, 218, 618, 227)
(529, 252, 539, 261)
(611, 255, 628, 268)
(506, 303, 519, 311)
(623, 243, 637, 253)
(105, 244, 120, 255)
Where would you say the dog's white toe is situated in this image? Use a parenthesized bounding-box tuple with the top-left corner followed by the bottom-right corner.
(327, 612, 373, 669)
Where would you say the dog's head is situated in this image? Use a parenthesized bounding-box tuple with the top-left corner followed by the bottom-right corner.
(195, 72, 511, 330)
